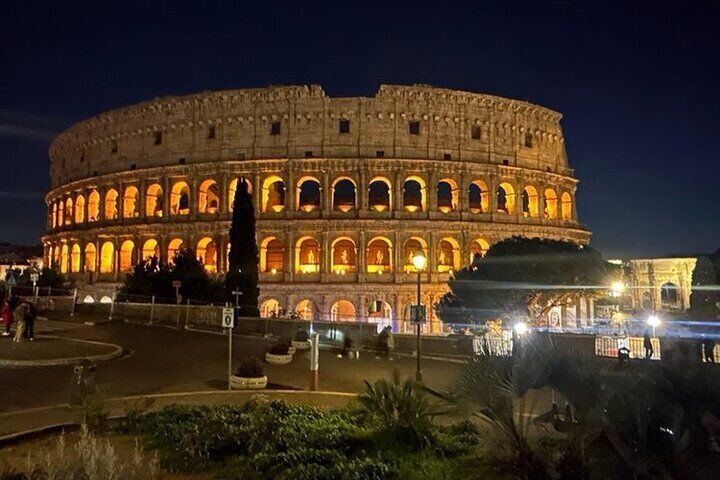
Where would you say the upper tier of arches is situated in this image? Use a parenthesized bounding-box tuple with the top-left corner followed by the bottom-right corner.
(46, 165, 578, 230)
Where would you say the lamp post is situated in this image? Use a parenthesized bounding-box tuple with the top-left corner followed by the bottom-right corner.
(412, 253, 427, 383)
(647, 314, 660, 338)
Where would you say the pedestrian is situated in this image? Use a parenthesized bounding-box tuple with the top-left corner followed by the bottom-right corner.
(23, 301, 37, 341)
(385, 326, 394, 360)
(340, 335, 353, 358)
(1, 299, 13, 337)
(643, 330, 654, 359)
(376, 327, 388, 359)
(704, 339, 716, 364)
(13, 301, 28, 343)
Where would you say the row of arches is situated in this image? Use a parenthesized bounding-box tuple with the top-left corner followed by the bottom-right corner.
(49, 175, 575, 228)
(47, 235, 491, 276)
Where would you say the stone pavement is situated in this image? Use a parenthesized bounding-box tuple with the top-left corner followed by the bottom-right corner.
(0, 335, 122, 365)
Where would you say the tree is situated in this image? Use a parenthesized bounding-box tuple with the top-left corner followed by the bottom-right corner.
(439, 237, 610, 326)
(225, 177, 259, 316)
(690, 253, 720, 320)
(120, 250, 223, 304)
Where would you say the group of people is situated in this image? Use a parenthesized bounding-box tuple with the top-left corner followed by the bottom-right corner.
(1, 294, 37, 342)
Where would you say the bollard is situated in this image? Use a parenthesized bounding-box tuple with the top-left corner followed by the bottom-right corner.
(185, 298, 190, 329)
(70, 288, 78, 317)
(309, 333, 319, 391)
(149, 295, 155, 324)
(108, 291, 116, 320)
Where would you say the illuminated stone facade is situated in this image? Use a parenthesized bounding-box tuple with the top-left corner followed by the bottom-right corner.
(43, 84, 590, 331)
(628, 257, 698, 312)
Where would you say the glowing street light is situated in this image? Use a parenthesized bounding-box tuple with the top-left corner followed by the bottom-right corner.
(514, 321, 529, 335)
(647, 314, 661, 337)
(412, 253, 427, 383)
(610, 281, 625, 297)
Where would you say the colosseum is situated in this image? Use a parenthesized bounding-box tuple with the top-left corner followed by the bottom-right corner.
(42, 84, 590, 332)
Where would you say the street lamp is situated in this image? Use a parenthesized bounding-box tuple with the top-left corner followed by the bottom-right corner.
(610, 281, 625, 297)
(412, 253, 427, 383)
(514, 321, 529, 335)
(647, 314, 660, 337)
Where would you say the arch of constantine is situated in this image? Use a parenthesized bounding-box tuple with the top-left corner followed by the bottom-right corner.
(43, 84, 590, 332)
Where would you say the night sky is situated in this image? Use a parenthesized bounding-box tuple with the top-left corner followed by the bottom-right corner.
(1, 1, 718, 258)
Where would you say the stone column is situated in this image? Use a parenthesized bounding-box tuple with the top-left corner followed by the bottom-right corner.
(427, 172, 437, 213)
(220, 172, 229, 215)
(358, 230, 366, 277)
(394, 170, 404, 213)
(162, 177, 171, 222)
(285, 229, 295, 281)
(139, 179, 147, 218)
(253, 173, 261, 214)
(358, 166, 367, 212)
(322, 171, 331, 215)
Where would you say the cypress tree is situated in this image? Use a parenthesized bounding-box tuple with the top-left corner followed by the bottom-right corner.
(225, 177, 259, 316)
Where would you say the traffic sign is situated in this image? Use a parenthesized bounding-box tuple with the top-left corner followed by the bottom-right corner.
(6, 274, 16, 286)
(172, 280, 182, 288)
(410, 305, 426, 325)
(30, 273, 39, 283)
(222, 307, 235, 328)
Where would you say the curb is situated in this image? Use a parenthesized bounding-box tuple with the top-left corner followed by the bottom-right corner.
(0, 336, 124, 368)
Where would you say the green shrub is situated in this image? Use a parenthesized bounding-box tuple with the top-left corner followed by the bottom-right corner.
(268, 341, 291, 355)
(234, 357, 264, 377)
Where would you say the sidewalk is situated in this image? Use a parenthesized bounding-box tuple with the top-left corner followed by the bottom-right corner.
(0, 335, 123, 368)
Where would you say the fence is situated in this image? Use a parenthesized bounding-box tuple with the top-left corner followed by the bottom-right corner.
(595, 336, 661, 360)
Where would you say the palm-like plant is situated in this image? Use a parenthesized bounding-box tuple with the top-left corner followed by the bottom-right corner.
(358, 370, 441, 449)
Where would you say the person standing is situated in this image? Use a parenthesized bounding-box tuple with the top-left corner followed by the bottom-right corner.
(23, 301, 37, 341)
(643, 330, 654, 359)
(1, 299, 13, 337)
(385, 326, 395, 360)
(704, 339, 716, 363)
(12, 302, 28, 343)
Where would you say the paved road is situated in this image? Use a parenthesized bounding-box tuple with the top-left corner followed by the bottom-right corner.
(0, 319, 463, 413)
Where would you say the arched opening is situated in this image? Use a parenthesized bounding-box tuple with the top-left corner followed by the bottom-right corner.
(331, 238, 356, 274)
(228, 178, 253, 211)
(104, 189, 118, 220)
(123, 186, 139, 218)
(52, 244, 60, 267)
(70, 244, 81, 273)
(74, 195, 85, 223)
(100, 296, 113, 304)
(544, 188, 558, 219)
(196, 237, 217, 273)
(469, 238, 490, 264)
(100, 242, 115, 273)
(402, 237, 428, 272)
(522, 185, 539, 217)
(261, 175, 286, 212)
(142, 239, 160, 262)
(119, 240, 135, 272)
(368, 177, 391, 212)
(83, 295, 95, 304)
(295, 299, 317, 320)
(332, 178, 356, 212)
(561, 192, 573, 220)
(295, 237, 320, 273)
(88, 190, 100, 222)
(496, 182, 515, 214)
(367, 300, 393, 332)
(167, 238, 184, 263)
(57, 201, 65, 227)
(661, 282, 680, 306)
(403, 177, 426, 212)
(260, 237, 284, 273)
(170, 181, 190, 215)
(198, 179, 220, 214)
(366, 237, 392, 274)
(60, 244, 69, 273)
(51, 202, 58, 228)
(146, 184, 163, 217)
(331, 300, 356, 322)
(260, 299, 282, 318)
(468, 180, 489, 214)
(64, 198, 73, 225)
(84, 243, 96, 273)
(436, 179, 458, 213)
(438, 238, 460, 272)
(297, 177, 321, 212)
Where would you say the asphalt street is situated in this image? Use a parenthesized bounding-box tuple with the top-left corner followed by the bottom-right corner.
(0, 319, 463, 413)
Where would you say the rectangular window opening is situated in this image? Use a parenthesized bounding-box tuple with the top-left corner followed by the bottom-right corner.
(304, 151, 314, 158)
(270, 122, 281, 135)
(409, 121, 420, 135)
(525, 133, 533, 148)
(111, 141, 118, 153)
(376, 150, 385, 158)
(178, 158, 186, 165)
(154, 131, 162, 145)
(502, 159, 510, 166)
(207, 125, 216, 139)
(443, 153, 452, 160)
(471, 125, 481, 140)
(339, 119, 350, 134)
